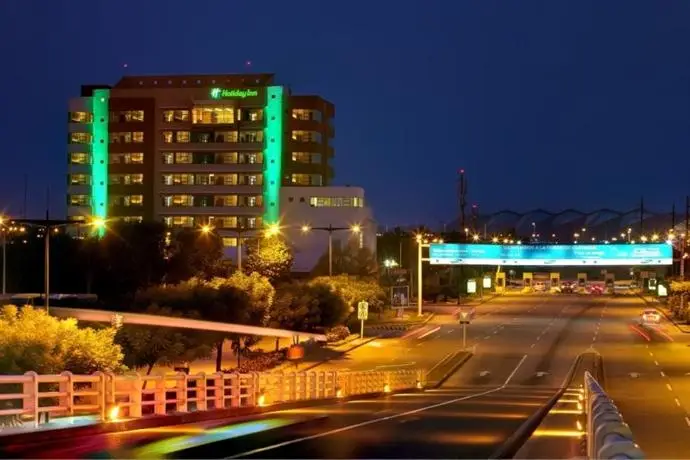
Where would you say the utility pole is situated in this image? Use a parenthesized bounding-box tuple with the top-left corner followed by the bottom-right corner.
(458, 169, 467, 237)
(640, 196, 644, 236)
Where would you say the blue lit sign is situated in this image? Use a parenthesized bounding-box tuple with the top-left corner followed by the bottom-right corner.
(429, 243, 673, 266)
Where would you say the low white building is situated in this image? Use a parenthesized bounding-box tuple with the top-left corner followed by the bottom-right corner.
(280, 186, 376, 273)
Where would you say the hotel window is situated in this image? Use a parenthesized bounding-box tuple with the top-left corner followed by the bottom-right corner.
(69, 174, 90, 185)
(215, 131, 238, 143)
(219, 174, 238, 185)
(162, 110, 190, 122)
(239, 152, 262, 164)
(125, 174, 144, 185)
(244, 216, 261, 229)
(162, 195, 194, 207)
(69, 112, 93, 123)
(175, 131, 190, 143)
(308, 196, 364, 207)
(292, 130, 322, 143)
(163, 131, 173, 143)
(214, 195, 238, 207)
(175, 152, 193, 164)
(164, 216, 195, 228)
(243, 195, 262, 207)
(291, 174, 322, 186)
(124, 153, 144, 164)
(124, 195, 143, 206)
(239, 174, 262, 186)
(69, 132, 92, 144)
(162, 174, 194, 185)
(132, 132, 144, 143)
(125, 110, 144, 122)
(193, 107, 235, 124)
(122, 216, 143, 223)
(247, 109, 263, 121)
(222, 237, 238, 247)
(216, 152, 238, 164)
(291, 152, 312, 163)
(110, 132, 143, 143)
(69, 153, 90, 164)
(68, 194, 90, 206)
(239, 131, 263, 143)
(212, 216, 238, 229)
(196, 174, 215, 185)
(291, 109, 322, 121)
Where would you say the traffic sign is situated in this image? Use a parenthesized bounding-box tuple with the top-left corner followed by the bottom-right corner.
(357, 301, 369, 320)
(459, 310, 472, 325)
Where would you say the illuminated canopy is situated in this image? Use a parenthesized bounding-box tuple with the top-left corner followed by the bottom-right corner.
(429, 243, 673, 266)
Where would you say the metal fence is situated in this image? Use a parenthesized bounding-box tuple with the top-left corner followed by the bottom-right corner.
(584, 371, 644, 459)
(0, 368, 425, 428)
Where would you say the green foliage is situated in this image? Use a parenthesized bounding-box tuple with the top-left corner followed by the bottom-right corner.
(270, 281, 349, 332)
(310, 275, 387, 312)
(166, 228, 226, 283)
(312, 239, 378, 277)
(244, 237, 294, 283)
(0, 305, 124, 374)
(207, 272, 275, 323)
(670, 281, 690, 294)
(115, 305, 212, 374)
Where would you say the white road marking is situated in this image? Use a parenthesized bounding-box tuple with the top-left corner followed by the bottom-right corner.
(484, 336, 491, 340)
(675, 398, 682, 407)
(479, 371, 491, 377)
(685, 416, 690, 427)
(654, 360, 659, 366)
(530, 343, 536, 348)
(417, 326, 441, 340)
(667, 383, 673, 391)
(225, 356, 527, 459)
(661, 371, 666, 377)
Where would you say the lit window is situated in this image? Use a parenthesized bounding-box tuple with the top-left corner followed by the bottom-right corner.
(70, 112, 93, 123)
(222, 237, 238, 247)
(216, 152, 238, 164)
(174, 110, 190, 122)
(164, 216, 195, 228)
(125, 195, 143, 206)
(125, 153, 144, 164)
(126, 110, 144, 122)
(132, 132, 144, 143)
(291, 130, 322, 143)
(192, 107, 235, 124)
(215, 195, 238, 207)
(214, 216, 238, 229)
(69, 194, 90, 206)
(161, 174, 194, 185)
(69, 174, 90, 186)
(176, 131, 190, 143)
(291, 152, 311, 163)
(122, 216, 143, 223)
(248, 109, 263, 121)
(175, 152, 192, 164)
(162, 152, 174, 164)
(239, 131, 263, 143)
(69, 153, 90, 164)
(239, 152, 262, 164)
(69, 132, 92, 144)
(163, 131, 173, 143)
(163, 111, 174, 122)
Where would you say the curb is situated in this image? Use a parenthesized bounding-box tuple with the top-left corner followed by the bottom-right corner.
(301, 336, 380, 371)
(427, 351, 474, 388)
(638, 294, 690, 334)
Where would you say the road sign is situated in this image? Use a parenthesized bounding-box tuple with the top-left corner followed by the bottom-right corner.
(459, 310, 472, 325)
(357, 301, 369, 320)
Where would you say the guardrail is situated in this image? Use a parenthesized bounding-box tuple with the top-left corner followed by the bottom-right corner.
(0, 368, 425, 428)
(584, 370, 645, 459)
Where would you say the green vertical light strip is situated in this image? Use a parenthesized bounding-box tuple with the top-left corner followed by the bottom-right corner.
(263, 86, 284, 226)
(91, 89, 109, 237)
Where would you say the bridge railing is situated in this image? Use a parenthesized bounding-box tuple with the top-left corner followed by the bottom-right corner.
(0, 368, 424, 428)
(584, 370, 644, 459)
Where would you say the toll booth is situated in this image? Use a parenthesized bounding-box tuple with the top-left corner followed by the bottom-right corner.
(523, 272, 533, 289)
(577, 273, 587, 288)
(496, 272, 506, 293)
(605, 272, 615, 289)
(550, 273, 560, 288)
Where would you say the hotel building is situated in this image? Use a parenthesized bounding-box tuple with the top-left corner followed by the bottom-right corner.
(66, 73, 334, 247)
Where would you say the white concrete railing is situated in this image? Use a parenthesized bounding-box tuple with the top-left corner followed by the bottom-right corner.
(0, 368, 425, 428)
(584, 371, 645, 459)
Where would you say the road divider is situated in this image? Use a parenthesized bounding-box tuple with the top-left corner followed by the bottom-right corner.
(417, 326, 441, 340)
(426, 350, 474, 388)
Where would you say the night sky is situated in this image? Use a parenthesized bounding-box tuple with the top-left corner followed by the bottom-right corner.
(1, 1, 688, 226)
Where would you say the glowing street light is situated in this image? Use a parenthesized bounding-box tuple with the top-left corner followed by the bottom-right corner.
(201, 224, 213, 234)
(265, 223, 280, 238)
(301, 223, 363, 276)
(472, 234, 480, 242)
(0, 215, 6, 295)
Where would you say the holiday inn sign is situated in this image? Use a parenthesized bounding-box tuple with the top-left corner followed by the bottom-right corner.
(210, 88, 259, 99)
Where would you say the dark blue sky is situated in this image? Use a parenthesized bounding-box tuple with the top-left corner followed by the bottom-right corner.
(1, 0, 688, 226)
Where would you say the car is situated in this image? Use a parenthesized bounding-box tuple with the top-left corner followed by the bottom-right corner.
(561, 283, 574, 294)
(589, 285, 604, 295)
(534, 282, 546, 292)
(641, 309, 661, 324)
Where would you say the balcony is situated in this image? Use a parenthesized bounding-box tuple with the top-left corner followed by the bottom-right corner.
(161, 140, 264, 151)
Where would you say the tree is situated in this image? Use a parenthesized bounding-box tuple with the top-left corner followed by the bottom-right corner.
(310, 275, 387, 316)
(244, 237, 294, 282)
(115, 305, 212, 375)
(166, 228, 226, 283)
(312, 239, 378, 277)
(270, 282, 349, 332)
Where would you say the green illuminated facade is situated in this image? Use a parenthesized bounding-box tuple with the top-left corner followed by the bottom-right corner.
(91, 89, 109, 236)
(263, 86, 284, 226)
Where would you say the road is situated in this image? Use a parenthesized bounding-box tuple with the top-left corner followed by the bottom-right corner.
(3, 294, 636, 459)
(594, 295, 690, 458)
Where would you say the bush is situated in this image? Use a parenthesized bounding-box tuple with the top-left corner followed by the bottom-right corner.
(221, 350, 285, 373)
(326, 325, 351, 342)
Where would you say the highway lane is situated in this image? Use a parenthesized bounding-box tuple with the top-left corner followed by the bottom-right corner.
(1, 295, 629, 459)
(596, 296, 690, 458)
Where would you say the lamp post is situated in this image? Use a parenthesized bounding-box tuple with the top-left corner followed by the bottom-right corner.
(301, 224, 361, 276)
(15, 218, 105, 313)
(0, 216, 6, 295)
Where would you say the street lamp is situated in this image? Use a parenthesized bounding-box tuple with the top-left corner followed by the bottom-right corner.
(301, 223, 361, 276)
(15, 217, 105, 313)
(0, 216, 6, 295)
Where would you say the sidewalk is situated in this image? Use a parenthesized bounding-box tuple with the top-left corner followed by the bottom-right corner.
(275, 335, 380, 372)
